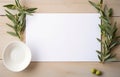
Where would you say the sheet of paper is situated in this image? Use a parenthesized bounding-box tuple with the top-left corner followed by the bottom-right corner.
(26, 13, 100, 61)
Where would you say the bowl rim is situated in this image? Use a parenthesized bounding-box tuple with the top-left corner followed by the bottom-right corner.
(2, 41, 31, 72)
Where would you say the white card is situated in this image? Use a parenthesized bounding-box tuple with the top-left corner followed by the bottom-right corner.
(26, 13, 100, 61)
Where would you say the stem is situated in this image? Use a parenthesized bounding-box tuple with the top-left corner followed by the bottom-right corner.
(99, 0, 105, 63)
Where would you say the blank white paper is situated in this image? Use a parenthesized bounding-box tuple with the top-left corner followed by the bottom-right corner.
(26, 13, 100, 61)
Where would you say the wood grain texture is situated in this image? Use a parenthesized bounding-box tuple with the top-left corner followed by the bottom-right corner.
(0, 0, 120, 16)
(0, 61, 120, 77)
(24, 0, 97, 13)
(24, 0, 120, 16)
(105, 0, 120, 17)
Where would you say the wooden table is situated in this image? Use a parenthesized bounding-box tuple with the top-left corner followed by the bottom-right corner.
(0, 0, 120, 77)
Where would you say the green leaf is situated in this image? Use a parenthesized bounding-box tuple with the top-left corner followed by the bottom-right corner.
(26, 8, 37, 13)
(5, 10, 17, 24)
(110, 54, 116, 58)
(100, 0, 103, 4)
(116, 36, 120, 39)
(5, 10, 14, 16)
(112, 22, 117, 36)
(108, 8, 113, 17)
(105, 54, 116, 62)
(96, 50, 101, 55)
(97, 38, 102, 43)
(105, 25, 113, 35)
(103, 5, 108, 15)
(106, 58, 116, 62)
(100, 16, 108, 23)
(6, 23, 14, 29)
(15, 0, 21, 8)
(4, 4, 16, 10)
(24, 12, 32, 15)
(106, 24, 112, 30)
(7, 32, 17, 36)
(106, 50, 111, 55)
(6, 14, 15, 23)
(105, 41, 109, 50)
(105, 54, 111, 60)
(21, 19, 26, 31)
(89, 1, 100, 11)
(18, 13, 25, 25)
(99, 24, 105, 32)
(109, 41, 118, 49)
(100, 10, 105, 16)
(98, 55, 102, 62)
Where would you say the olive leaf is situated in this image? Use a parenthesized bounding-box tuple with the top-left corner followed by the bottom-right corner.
(89, 1, 100, 11)
(4, 4, 16, 10)
(7, 32, 17, 36)
(100, 0, 103, 4)
(6, 23, 14, 29)
(4, 0, 37, 40)
(89, 0, 120, 63)
(26, 8, 37, 13)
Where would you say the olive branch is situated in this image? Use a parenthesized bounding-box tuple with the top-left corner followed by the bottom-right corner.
(89, 0, 120, 63)
(4, 0, 37, 40)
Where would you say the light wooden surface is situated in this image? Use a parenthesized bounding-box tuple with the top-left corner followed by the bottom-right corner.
(1, 0, 120, 16)
(1, 61, 120, 77)
(0, 0, 120, 77)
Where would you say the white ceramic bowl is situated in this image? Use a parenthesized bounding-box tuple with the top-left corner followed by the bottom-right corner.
(2, 41, 31, 72)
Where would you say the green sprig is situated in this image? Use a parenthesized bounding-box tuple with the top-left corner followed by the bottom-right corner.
(89, 0, 120, 63)
(4, 0, 37, 40)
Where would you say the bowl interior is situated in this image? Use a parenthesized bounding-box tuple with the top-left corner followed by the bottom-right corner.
(3, 41, 31, 72)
